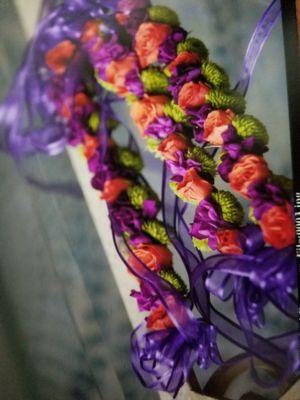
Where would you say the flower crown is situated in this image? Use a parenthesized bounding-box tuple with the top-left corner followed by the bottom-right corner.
(1, 0, 298, 397)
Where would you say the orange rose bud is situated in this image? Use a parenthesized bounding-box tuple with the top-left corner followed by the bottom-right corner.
(228, 154, 270, 198)
(146, 304, 174, 331)
(83, 134, 99, 159)
(74, 92, 92, 108)
(157, 133, 189, 161)
(259, 202, 296, 249)
(167, 51, 200, 74)
(177, 168, 212, 204)
(130, 94, 168, 135)
(216, 229, 243, 255)
(81, 20, 101, 43)
(204, 109, 235, 146)
(105, 54, 137, 96)
(129, 243, 172, 272)
(178, 81, 210, 109)
(101, 178, 130, 203)
(45, 40, 77, 75)
(135, 22, 172, 68)
(115, 13, 130, 25)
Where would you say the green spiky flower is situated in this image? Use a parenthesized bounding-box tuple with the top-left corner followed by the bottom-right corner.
(159, 269, 188, 295)
(141, 68, 169, 94)
(148, 5, 180, 27)
(272, 174, 293, 194)
(206, 89, 246, 114)
(192, 237, 212, 253)
(88, 112, 100, 133)
(146, 137, 161, 155)
(127, 185, 152, 209)
(232, 114, 269, 145)
(212, 190, 244, 225)
(177, 37, 209, 60)
(201, 61, 230, 89)
(142, 220, 169, 245)
(186, 146, 216, 177)
(96, 77, 117, 93)
(116, 148, 143, 172)
(163, 101, 188, 123)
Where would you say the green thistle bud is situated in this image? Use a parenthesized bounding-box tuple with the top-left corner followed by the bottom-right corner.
(88, 112, 100, 133)
(125, 93, 138, 105)
(146, 137, 161, 154)
(159, 269, 188, 295)
(192, 237, 212, 253)
(232, 114, 269, 145)
(177, 37, 209, 60)
(272, 174, 293, 194)
(163, 101, 188, 123)
(127, 185, 151, 209)
(186, 146, 216, 177)
(116, 147, 143, 172)
(201, 61, 229, 89)
(212, 190, 244, 225)
(96, 77, 117, 93)
(141, 68, 169, 94)
(142, 220, 169, 245)
(206, 89, 246, 114)
(148, 5, 180, 27)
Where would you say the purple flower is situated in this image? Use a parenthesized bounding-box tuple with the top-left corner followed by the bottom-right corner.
(130, 282, 159, 312)
(185, 104, 212, 142)
(110, 204, 142, 235)
(142, 199, 159, 218)
(217, 153, 234, 182)
(168, 66, 201, 101)
(166, 151, 201, 178)
(144, 116, 182, 139)
(248, 181, 286, 220)
(190, 199, 227, 249)
(93, 36, 129, 79)
(125, 69, 144, 97)
(158, 28, 187, 64)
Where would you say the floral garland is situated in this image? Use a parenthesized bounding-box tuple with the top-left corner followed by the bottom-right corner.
(1, 0, 298, 396)
(84, 1, 295, 256)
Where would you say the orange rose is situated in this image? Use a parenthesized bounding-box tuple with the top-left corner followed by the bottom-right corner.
(228, 154, 270, 198)
(83, 134, 99, 159)
(105, 55, 137, 96)
(115, 13, 130, 25)
(176, 168, 212, 204)
(45, 40, 77, 75)
(216, 229, 243, 255)
(167, 51, 200, 74)
(81, 20, 101, 43)
(178, 81, 210, 109)
(130, 94, 168, 135)
(157, 133, 189, 161)
(204, 109, 235, 145)
(259, 202, 296, 249)
(101, 178, 130, 203)
(129, 243, 172, 272)
(135, 22, 172, 68)
(146, 304, 174, 331)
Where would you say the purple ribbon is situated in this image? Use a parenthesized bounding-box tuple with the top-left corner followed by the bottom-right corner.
(235, 0, 281, 95)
